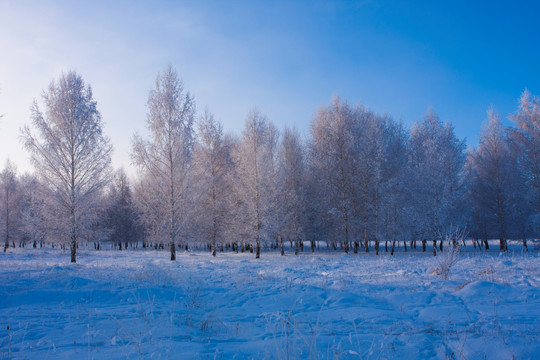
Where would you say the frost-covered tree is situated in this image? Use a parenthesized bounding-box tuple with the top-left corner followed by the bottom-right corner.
(132, 66, 195, 261)
(0, 161, 22, 251)
(467, 109, 517, 251)
(104, 169, 142, 250)
(262, 124, 281, 253)
(464, 156, 489, 249)
(310, 98, 401, 254)
(310, 97, 357, 253)
(19, 174, 48, 248)
(22, 71, 112, 262)
(352, 109, 389, 254)
(509, 90, 540, 237)
(276, 127, 306, 255)
(233, 109, 278, 258)
(192, 110, 233, 256)
(409, 109, 466, 255)
(378, 121, 411, 255)
(304, 141, 328, 252)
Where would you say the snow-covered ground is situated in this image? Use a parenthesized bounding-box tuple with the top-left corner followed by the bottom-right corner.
(1, 245, 539, 359)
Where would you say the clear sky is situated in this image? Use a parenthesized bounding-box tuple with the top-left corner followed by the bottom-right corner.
(1, 0, 539, 175)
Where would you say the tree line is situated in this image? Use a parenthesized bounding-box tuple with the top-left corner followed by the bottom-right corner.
(1, 67, 538, 262)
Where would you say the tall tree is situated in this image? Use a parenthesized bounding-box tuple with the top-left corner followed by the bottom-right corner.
(277, 127, 306, 255)
(0, 161, 21, 251)
(352, 109, 388, 254)
(468, 109, 517, 250)
(310, 97, 356, 253)
(378, 120, 411, 255)
(233, 109, 277, 258)
(409, 109, 466, 255)
(19, 174, 48, 249)
(132, 66, 195, 261)
(22, 71, 112, 262)
(192, 110, 233, 256)
(509, 90, 540, 237)
(104, 169, 141, 250)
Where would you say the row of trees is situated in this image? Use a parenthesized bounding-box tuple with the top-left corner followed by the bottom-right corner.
(1, 67, 538, 262)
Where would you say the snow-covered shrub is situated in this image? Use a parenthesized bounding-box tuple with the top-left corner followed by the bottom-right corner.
(433, 228, 466, 279)
(433, 245, 460, 280)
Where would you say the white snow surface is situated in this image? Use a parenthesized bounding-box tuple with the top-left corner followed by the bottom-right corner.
(1, 246, 539, 359)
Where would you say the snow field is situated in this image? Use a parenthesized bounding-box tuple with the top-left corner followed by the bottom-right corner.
(1, 247, 539, 359)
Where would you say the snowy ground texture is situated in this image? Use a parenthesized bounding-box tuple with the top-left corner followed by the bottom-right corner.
(1, 244, 539, 359)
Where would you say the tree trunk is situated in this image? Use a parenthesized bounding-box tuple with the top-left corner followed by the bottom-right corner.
(70, 240, 77, 263)
(364, 229, 369, 253)
(391, 209, 396, 256)
(279, 235, 284, 256)
(171, 242, 176, 261)
(432, 240, 437, 256)
(4, 189, 10, 252)
(499, 237, 507, 251)
(340, 165, 349, 253)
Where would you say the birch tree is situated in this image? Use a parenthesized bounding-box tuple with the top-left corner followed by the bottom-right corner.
(192, 110, 233, 256)
(0, 161, 21, 251)
(409, 109, 465, 255)
(352, 109, 387, 254)
(104, 169, 141, 250)
(22, 71, 112, 262)
(510, 90, 540, 238)
(131, 66, 195, 261)
(468, 110, 515, 250)
(378, 121, 411, 255)
(310, 97, 356, 253)
(19, 175, 48, 249)
(233, 109, 277, 258)
(277, 127, 306, 255)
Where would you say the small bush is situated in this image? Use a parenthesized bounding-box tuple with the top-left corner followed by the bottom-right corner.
(434, 245, 460, 280)
(433, 228, 465, 280)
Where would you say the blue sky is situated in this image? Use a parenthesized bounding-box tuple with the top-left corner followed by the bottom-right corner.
(0, 0, 539, 174)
